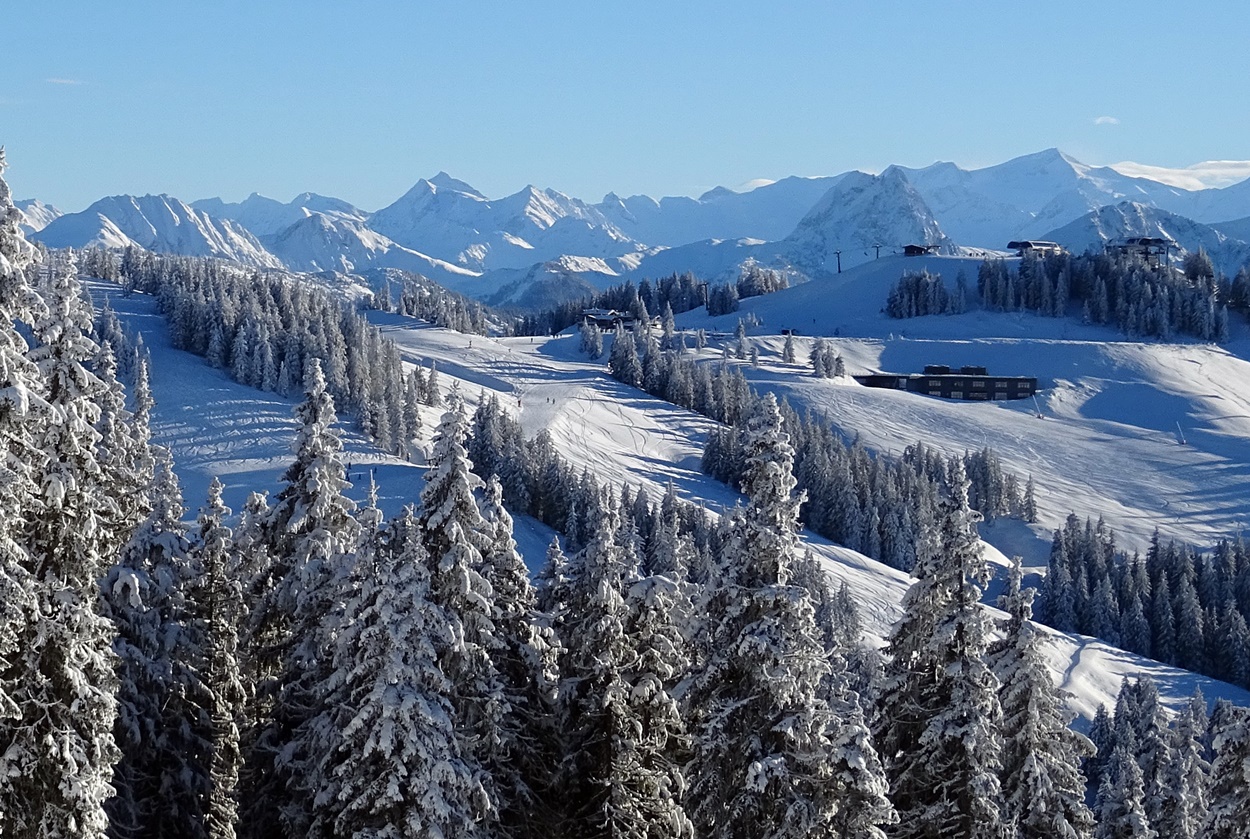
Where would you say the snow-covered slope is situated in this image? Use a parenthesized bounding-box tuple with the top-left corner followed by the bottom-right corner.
(1042, 202, 1250, 275)
(90, 273, 1250, 722)
(1165, 176, 1250, 225)
(674, 252, 1250, 557)
(192, 191, 368, 237)
(781, 167, 953, 275)
(1212, 214, 1250, 246)
(36, 194, 283, 269)
(14, 198, 62, 235)
(263, 211, 480, 284)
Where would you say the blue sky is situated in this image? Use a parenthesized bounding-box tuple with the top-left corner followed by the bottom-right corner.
(4, 1, 1248, 212)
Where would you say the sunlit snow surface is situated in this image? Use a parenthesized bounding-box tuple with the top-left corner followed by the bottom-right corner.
(93, 257, 1250, 720)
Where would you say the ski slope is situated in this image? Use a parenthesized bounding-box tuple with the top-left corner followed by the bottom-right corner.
(94, 276, 1250, 722)
(676, 254, 1250, 561)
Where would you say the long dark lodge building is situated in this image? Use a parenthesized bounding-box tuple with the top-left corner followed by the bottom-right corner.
(854, 365, 1038, 401)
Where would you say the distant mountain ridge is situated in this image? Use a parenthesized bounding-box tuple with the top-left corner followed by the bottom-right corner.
(35, 194, 283, 269)
(26, 149, 1250, 309)
(14, 198, 62, 235)
(1042, 202, 1250, 276)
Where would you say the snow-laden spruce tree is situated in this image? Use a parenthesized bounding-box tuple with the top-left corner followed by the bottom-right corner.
(191, 477, 246, 839)
(992, 556, 1095, 839)
(555, 496, 694, 839)
(875, 460, 1006, 839)
(687, 394, 893, 839)
(4, 251, 122, 839)
(1152, 690, 1209, 839)
(94, 341, 154, 543)
(319, 505, 487, 839)
(1094, 743, 1156, 839)
(608, 323, 643, 387)
(417, 385, 506, 830)
(617, 558, 696, 839)
(1205, 705, 1250, 839)
(239, 358, 360, 839)
(0, 148, 43, 753)
(102, 448, 215, 839)
(478, 475, 561, 839)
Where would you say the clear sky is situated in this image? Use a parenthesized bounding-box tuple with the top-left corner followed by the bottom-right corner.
(4, 1, 1248, 212)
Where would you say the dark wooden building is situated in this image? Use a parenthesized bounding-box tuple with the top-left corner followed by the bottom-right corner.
(902, 243, 939, 257)
(854, 365, 1038, 401)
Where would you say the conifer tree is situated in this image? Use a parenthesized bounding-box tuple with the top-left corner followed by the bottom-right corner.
(478, 475, 561, 838)
(315, 507, 487, 839)
(239, 358, 360, 839)
(418, 386, 506, 831)
(687, 394, 889, 839)
(4, 252, 122, 839)
(1154, 691, 1209, 839)
(993, 557, 1095, 839)
(0, 149, 43, 773)
(875, 462, 1006, 839)
(1205, 705, 1250, 839)
(1094, 743, 1156, 839)
(192, 477, 246, 839)
(102, 448, 213, 839)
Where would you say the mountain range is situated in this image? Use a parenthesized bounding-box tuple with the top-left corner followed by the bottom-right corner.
(27, 148, 1250, 307)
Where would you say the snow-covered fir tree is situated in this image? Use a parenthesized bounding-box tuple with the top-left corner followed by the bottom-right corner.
(875, 461, 1006, 839)
(992, 557, 1095, 839)
(687, 394, 891, 839)
(1204, 704, 1250, 839)
(555, 495, 694, 839)
(1153, 690, 1209, 839)
(478, 475, 562, 839)
(0, 149, 43, 782)
(1094, 743, 1155, 839)
(191, 477, 246, 839)
(4, 251, 122, 839)
(314, 506, 487, 839)
(417, 386, 508, 832)
(239, 358, 360, 839)
(102, 448, 214, 839)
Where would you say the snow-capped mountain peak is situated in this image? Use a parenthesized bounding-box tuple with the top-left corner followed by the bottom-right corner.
(781, 166, 952, 274)
(428, 171, 487, 199)
(192, 191, 368, 238)
(14, 198, 62, 235)
(36, 193, 283, 269)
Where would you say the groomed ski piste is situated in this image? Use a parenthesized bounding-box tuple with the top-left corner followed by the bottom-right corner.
(93, 251, 1250, 723)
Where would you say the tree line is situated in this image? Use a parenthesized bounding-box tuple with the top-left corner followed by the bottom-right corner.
(1042, 515, 1250, 690)
(886, 250, 1240, 342)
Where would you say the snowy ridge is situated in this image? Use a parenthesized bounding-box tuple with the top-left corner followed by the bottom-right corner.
(1042, 202, 1250, 276)
(192, 191, 369, 238)
(595, 174, 848, 246)
(263, 211, 480, 284)
(369, 175, 645, 272)
(14, 198, 62, 235)
(36, 194, 283, 269)
(41, 149, 1250, 311)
